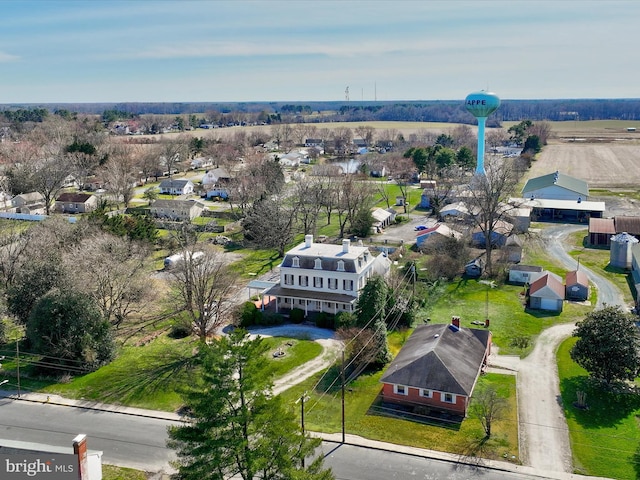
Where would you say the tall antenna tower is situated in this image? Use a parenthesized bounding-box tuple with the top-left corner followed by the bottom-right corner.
(345, 86, 349, 102)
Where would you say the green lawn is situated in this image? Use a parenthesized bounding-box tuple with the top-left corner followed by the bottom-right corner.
(103, 465, 149, 480)
(564, 229, 635, 305)
(558, 337, 640, 479)
(425, 278, 591, 356)
(279, 370, 519, 462)
(0, 334, 323, 412)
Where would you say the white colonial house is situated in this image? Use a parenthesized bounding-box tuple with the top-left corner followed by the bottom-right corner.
(263, 235, 391, 316)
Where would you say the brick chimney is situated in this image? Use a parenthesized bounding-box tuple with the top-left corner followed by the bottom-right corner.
(73, 434, 89, 480)
(305, 235, 313, 248)
(451, 316, 460, 328)
(342, 239, 350, 253)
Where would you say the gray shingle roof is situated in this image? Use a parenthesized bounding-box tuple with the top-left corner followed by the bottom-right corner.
(380, 324, 491, 396)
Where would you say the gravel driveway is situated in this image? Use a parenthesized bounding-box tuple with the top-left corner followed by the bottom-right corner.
(515, 224, 625, 473)
(247, 325, 343, 396)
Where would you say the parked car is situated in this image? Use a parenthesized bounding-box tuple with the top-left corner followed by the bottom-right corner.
(415, 225, 428, 231)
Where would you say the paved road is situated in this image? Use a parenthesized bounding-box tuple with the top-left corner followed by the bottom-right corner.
(515, 224, 625, 473)
(0, 395, 597, 480)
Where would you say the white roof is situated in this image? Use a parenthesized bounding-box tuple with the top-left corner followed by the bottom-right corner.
(371, 208, 392, 222)
(510, 197, 605, 213)
(440, 202, 469, 216)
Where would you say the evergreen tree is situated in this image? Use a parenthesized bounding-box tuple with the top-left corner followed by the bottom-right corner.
(354, 275, 391, 366)
(168, 330, 333, 480)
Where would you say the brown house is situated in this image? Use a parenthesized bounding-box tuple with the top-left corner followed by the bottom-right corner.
(380, 318, 492, 417)
(55, 192, 98, 214)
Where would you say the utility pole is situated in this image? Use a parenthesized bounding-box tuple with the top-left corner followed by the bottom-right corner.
(296, 392, 309, 468)
(16, 339, 20, 398)
(341, 350, 345, 444)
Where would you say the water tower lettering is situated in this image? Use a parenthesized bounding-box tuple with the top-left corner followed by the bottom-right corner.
(466, 99, 486, 106)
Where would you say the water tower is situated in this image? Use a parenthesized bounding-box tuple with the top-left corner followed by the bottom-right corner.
(465, 91, 501, 176)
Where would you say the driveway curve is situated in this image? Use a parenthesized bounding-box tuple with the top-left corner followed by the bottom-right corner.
(516, 224, 625, 473)
(247, 325, 342, 395)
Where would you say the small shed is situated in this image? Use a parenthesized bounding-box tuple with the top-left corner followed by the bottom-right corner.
(588, 217, 615, 246)
(528, 272, 564, 312)
(565, 270, 589, 301)
(508, 265, 543, 285)
(465, 258, 484, 278)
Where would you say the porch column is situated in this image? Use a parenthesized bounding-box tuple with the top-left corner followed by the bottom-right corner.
(260, 294, 265, 312)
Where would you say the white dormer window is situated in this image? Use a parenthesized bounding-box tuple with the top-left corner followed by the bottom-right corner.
(292, 257, 300, 268)
(337, 260, 345, 272)
(314, 258, 322, 269)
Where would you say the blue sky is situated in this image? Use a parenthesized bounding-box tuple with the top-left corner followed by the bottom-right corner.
(0, 0, 637, 103)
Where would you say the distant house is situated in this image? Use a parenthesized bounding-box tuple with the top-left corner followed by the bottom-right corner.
(202, 168, 230, 187)
(471, 220, 514, 248)
(565, 270, 589, 301)
(528, 272, 564, 312)
(55, 192, 98, 214)
(380, 318, 492, 417)
(190, 157, 213, 170)
(588, 217, 616, 246)
(305, 138, 324, 148)
(522, 171, 589, 201)
(150, 199, 205, 221)
(371, 208, 395, 232)
(508, 265, 543, 285)
(507, 207, 532, 233)
(415, 224, 462, 249)
(439, 202, 469, 219)
(12, 192, 46, 215)
(158, 178, 194, 196)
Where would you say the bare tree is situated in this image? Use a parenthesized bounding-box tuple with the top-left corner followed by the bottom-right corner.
(292, 176, 326, 235)
(354, 126, 375, 146)
(486, 128, 508, 151)
(331, 127, 353, 156)
(103, 144, 138, 207)
(387, 154, 417, 214)
(470, 385, 507, 438)
(169, 246, 237, 342)
(528, 121, 553, 145)
(31, 155, 71, 215)
(334, 175, 375, 238)
(65, 233, 152, 330)
(462, 157, 518, 276)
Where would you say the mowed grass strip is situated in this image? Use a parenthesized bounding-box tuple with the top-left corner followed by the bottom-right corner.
(37, 334, 322, 411)
(558, 337, 640, 479)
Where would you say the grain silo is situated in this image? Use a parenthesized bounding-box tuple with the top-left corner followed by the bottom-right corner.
(610, 232, 639, 269)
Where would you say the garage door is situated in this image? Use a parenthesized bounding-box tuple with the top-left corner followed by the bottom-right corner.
(540, 298, 557, 311)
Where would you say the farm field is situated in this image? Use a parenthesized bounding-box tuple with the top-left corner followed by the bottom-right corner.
(527, 141, 640, 188)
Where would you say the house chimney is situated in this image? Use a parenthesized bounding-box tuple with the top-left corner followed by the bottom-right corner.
(451, 316, 460, 328)
(73, 434, 89, 480)
(305, 235, 313, 248)
(342, 239, 350, 253)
